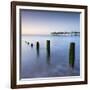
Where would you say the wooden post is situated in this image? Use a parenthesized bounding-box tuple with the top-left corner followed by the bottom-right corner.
(46, 40, 50, 55)
(36, 41, 39, 56)
(46, 40, 50, 64)
(31, 43, 33, 47)
(69, 42, 75, 67)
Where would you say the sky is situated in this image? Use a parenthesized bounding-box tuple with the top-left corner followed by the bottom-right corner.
(21, 9, 80, 35)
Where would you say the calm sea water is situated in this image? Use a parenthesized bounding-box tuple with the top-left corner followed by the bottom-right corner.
(20, 35, 80, 79)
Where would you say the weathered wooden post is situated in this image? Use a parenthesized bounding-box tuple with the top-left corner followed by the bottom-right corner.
(36, 41, 40, 56)
(31, 43, 33, 47)
(46, 40, 50, 64)
(69, 42, 75, 67)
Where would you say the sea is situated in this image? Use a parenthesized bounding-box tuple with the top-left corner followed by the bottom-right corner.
(20, 35, 80, 79)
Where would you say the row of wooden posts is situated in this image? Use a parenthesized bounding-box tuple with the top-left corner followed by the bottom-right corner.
(31, 40, 75, 67)
(36, 40, 50, 60)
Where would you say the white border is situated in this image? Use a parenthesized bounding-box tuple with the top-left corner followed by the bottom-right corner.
(16, 6, 85, 85)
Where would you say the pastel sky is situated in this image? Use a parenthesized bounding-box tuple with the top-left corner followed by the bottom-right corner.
(21, 9, 80, 35)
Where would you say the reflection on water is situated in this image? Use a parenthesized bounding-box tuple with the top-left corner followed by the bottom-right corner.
(21, 35, 80, 78)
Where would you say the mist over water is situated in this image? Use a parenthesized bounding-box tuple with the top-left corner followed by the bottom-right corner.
(20, 35, 80, 79)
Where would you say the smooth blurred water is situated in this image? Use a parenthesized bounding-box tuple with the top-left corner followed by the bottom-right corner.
(20, 35, 80, 79)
